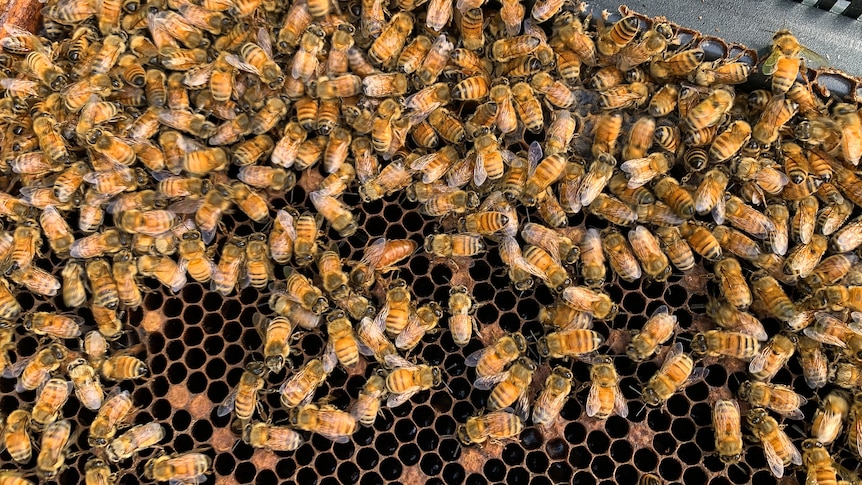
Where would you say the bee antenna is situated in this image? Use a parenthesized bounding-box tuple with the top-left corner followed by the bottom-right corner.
(675, 335, 692, 342)
(633, 401, 647, 418)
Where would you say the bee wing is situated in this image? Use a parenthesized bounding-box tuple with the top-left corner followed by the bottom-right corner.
(620, 158, 655, 189)
(168, 198, 206, 215)
(318, 431, 352, 444)
(383, 354, 413, 369)
(3, 356, 30, 379)
(474, 371, 509, 391)
(360, 238, 388, 268)
(760, 50, 781, 76)
(855, 411, 862, 455)
(473, 152, 488, 187)
(528, 141, 543, 171)
(613, 383, 629, 418)
(713, 399, 740, 436)
(256, 27, 273, 58)
(684, 366, 709, 387)
(387, 390, 417, 408)
(585, 383, 602, 418)
(748, 343, 774, 374)
(464, 347, 488, 368)
(804, 314, 850, 348)
(216, 388, 238, 417)
(224, 53, 262, 77)
(761, 438, 786, 478)
(513, 391, 531, 422)
(275, 209, 297, 240)
(711, 195, 726, 225)
(395, 314, 422, 350)
(183, 63, 215, 89)
(322, 343, 337, 373)
(848, 312, 862, 335)
(779, 406, 805, 420)
(799, 45, 829, 70)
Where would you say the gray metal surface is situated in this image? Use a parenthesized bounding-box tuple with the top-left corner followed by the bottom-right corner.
(583, 0, 862, 77)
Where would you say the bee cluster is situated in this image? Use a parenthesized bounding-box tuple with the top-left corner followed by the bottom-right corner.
(0, 0, 861, 482)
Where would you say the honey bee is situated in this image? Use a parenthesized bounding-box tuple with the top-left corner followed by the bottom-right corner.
(691, 329, 761, 360)
(579, 155, 618, 208)
(218, 361, 267, 422)
(585, 356, 627, 419)
(369, 12, 414, 67)
(345, 373, 388, 427)
(8, 343, 67, 393)
(359, 160, 413, 201)
(471, 133, 508, 186)
(30, 377, 71, 429)
(764, 203, 790, 256)
(36, 420, 72, 479)
(510, 82, 544, 134)
(280, 357, 333, 409)
(239, 233, 272, 290)
(458, 410, 523, 445)
(262, 210, 295, 266)
(712, 399, 743, 465)
(67, 357, 104, 411)
(601, 228, 641, 282)
(144, 452, 211, 484)
(738, 381, 807, 420)
(243, 422, 303, 451)
(396, 303, 442, 352)
(753, 95, 798, 149)
(643, 343, 706, 407)
(712, 225, 760, 262)
(23, 312, 83, 339)
(292, 212, 321, 267)
(272, 122, 308, 169)
(290, 403, 358, 443)
(211, 237, 246, 296)
(137, 255, 186, 294)
(309, 192, 358, 237)
(530, 71, 576, 108)
(684, 88, 733, 131)
(25, 51, 68, 91)
(527, 366, 572, 427)
(538, 328, 603, 359)
(751, 272, 797, 322)
(315, 248, 349, 300)
(747, 408, 802, 478)
(709, 120, 751, 162)
(385, 363, 442, 407)
(761, 30, 823, 94)
(349, 238, 417, 290)
(321, 311, 359, 368)
(628, 225, 671, 281)
(562, 286, 617, 320)
(0, 191, 33, 222)
(522, 244, 571, 291)
(442, 285, 475, 346)
(421, 112, 461, 149)
(596, 15, 639, 57)
(250, 314, 293, 374)
(577, 228, 607, 289)
(693, 60, 751, 86)
(424, 234, 484, 258)
(105, 423, 164, 463)
(100, 353, 147, 381)
(810, 391, 850, 445)
(281, 267, 328, 315)
(176, 230, 214, 284)
(3, 409, 32, 464)
(627, 305, 676, 362)
(8, 264, 60, 298)
(792, 335, 828, 390)
(712, 257, 751, 310)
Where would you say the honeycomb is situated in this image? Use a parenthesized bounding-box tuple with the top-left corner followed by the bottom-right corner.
(1, 0, 862, 484)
